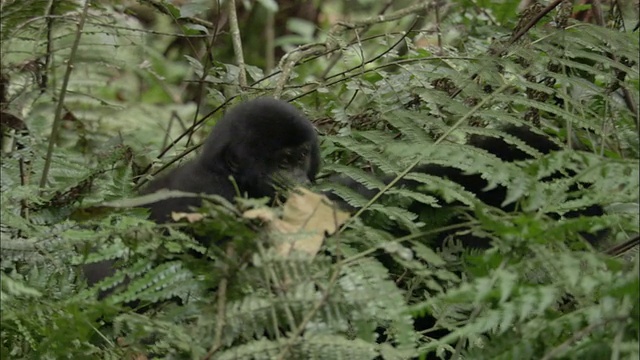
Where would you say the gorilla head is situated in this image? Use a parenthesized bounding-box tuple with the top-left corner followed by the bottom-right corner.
(199, 97, 320, 199)
(142, 97, 320, 223)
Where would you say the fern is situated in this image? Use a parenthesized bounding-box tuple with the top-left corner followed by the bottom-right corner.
(1, 1, 639, 359)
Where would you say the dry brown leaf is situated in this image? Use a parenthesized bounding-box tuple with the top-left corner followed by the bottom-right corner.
(243, 207, 277, 222)
(243, 187, 350, 257)
(171, 211, 205, 223)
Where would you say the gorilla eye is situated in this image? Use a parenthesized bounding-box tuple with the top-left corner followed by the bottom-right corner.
(278, 158, 290, 169)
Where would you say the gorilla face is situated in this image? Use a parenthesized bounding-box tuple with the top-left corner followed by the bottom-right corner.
(200, 97, 320, 200)
(223, 140, 318, 200)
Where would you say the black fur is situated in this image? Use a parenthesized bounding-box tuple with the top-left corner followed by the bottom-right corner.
(323, 125, 608, 359)
(83, 98, 320, 297)
(142, 97, 320, 223)
(323, 125, 606, 248)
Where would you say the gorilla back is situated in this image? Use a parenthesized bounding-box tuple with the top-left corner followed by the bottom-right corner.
(323, 125, 607, 249)
(142, 97, 320, 223)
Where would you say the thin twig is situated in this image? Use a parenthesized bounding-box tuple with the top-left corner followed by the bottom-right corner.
(274, 1, 435, 96)
(186, 0, 223, 148)
(275, 257, 343, 360)
(139, 0, 214, 29)
(348, 82, 511, 224)
(265, 8, 275, 73)
(41, 0, 55, 92)
(203, 245, 233, 359)
(540, 316, 629, 360)
(319, 0, 396, 79)
(508, 0, 563, 47)
(39, 0, 90, 189)
(227, 0, 247, 88)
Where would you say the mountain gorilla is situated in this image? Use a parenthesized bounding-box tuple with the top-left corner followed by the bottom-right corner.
(83, 97, 320, 293)
(322, 125, 608, 359)
(142, 97, 320, 223)
(323, 124, 606, 249)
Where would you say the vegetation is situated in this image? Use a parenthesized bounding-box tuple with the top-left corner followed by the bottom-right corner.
(1, 0, 638, 359)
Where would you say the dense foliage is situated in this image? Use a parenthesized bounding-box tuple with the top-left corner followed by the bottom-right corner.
(1, 1, 638, 359)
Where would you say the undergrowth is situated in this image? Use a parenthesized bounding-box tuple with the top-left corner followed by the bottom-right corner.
(1, 1, 638, 359)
